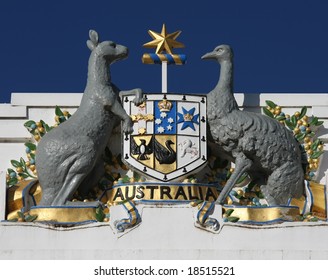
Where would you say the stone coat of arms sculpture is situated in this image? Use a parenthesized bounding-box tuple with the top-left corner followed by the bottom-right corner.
(4, 26, 326, 233)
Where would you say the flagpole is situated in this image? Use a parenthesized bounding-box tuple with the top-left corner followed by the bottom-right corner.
(162, 61, 168, 93)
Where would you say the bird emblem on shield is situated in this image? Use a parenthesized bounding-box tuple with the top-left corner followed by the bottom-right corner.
(122, 93, 207, 182)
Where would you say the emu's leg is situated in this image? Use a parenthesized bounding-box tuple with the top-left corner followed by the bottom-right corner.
(216, 153, 252, 205)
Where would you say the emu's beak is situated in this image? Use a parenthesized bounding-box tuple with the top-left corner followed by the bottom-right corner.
(201, 51, 215, 60)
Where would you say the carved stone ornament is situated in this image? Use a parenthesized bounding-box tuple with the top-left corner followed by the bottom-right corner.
(4, 29, 326, 235)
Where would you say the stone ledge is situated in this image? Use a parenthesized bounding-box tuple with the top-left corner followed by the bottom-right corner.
(11, 93, 83, 106)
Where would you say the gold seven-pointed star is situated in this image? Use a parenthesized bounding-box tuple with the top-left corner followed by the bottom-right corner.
(143, 24, 185, 54)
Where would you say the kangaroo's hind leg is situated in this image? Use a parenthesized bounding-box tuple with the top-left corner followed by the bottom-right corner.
(78, 157, 105, 198)
(50, 143, 97, 206)
(51, 171, 87, 206)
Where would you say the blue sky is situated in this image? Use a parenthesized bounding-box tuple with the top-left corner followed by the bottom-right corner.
(0, 0, 327, 103)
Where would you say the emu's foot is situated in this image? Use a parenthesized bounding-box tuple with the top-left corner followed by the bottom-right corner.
(195, 201, 220, 232)
(122, 118, 134, 134)
(203, 218, 220, 231)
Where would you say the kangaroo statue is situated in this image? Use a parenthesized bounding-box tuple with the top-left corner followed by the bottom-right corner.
(35, 30, 143, 206)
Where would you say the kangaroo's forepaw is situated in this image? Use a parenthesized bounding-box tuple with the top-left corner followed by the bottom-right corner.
(133, 97, 145, 107)
(122, 118, 134, 134)
(132, 88, 144, 106)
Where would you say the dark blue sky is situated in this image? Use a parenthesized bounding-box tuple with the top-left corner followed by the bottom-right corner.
(0, 0, 327, 103)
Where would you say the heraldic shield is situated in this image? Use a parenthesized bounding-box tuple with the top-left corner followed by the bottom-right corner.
(122, 93, 207, 182)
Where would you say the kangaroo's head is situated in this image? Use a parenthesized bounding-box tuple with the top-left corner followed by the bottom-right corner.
(87, 30, 128, 64)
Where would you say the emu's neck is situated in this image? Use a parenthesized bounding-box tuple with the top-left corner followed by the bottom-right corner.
(209, 59, 239, 116)
(216, 60, 233, 93)
(87, 52, 110, 85)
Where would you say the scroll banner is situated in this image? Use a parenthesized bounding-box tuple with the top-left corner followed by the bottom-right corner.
(29, 206, 98, 224)
(105, 182, 220, 205)
(5, 180, 327, 225)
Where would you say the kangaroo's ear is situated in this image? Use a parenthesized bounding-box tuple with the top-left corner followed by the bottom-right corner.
(89, 30, 99, 44)
(87, 40, 95, 51)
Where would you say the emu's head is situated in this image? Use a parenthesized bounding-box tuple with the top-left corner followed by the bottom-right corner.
(87, 30, 128, 64)
(201, 44, 233, 63)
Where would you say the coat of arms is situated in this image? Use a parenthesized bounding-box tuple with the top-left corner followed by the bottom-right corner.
(122, 93, 207, 181)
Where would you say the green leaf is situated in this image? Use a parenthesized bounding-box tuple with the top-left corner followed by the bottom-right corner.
(133, 171, 141, 181)
(11, 160, 22, 168)
(95, 207, 105, 222)
(263, 107, 274, 118)
(291, 115, 297, 126)
(122, 175, 130, 183)
(296, 133, 306, 141)
(299, 107, 307, 119)
(227, 216, 240, 223)
(275, 116, 286, 121)
(7, 177, 18, 186)
(258, 192, 265, 199)
(285, 120, 295, 130)
(17, 211, 25, 219)
(55, 106, 64, 116)
(44, 124, 51, 132)
(7, 218, 18, 222)
(225, 209, 234, 216)
(309, 117, 318, 126)
(18, 173, 29, 179)
(295, 215, 304, 221)
(265, 100, 277, 109)
(24, 120, 36, 128)
(24, 214, 38, 222)
(236, 173, 248, 184)
(316, 121, 324, 126)
(40, 119, 47, 127)
(311, 139, 320, 150)
(20, 157, 26, 166)
(25, 142, 36, 151)
(311, 151, 324, 159)
(7, 168, 15, 174)
(30, 153, 35, 160)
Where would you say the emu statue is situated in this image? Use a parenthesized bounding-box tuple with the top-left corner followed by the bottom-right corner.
(202, 45, 304, 206)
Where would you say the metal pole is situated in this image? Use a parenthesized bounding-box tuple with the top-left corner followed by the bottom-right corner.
(162, 61, 168, 93)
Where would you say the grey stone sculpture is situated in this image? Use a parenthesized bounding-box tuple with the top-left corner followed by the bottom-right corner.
(35, 30, 143, 206)
(202, 45, 304, 206)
